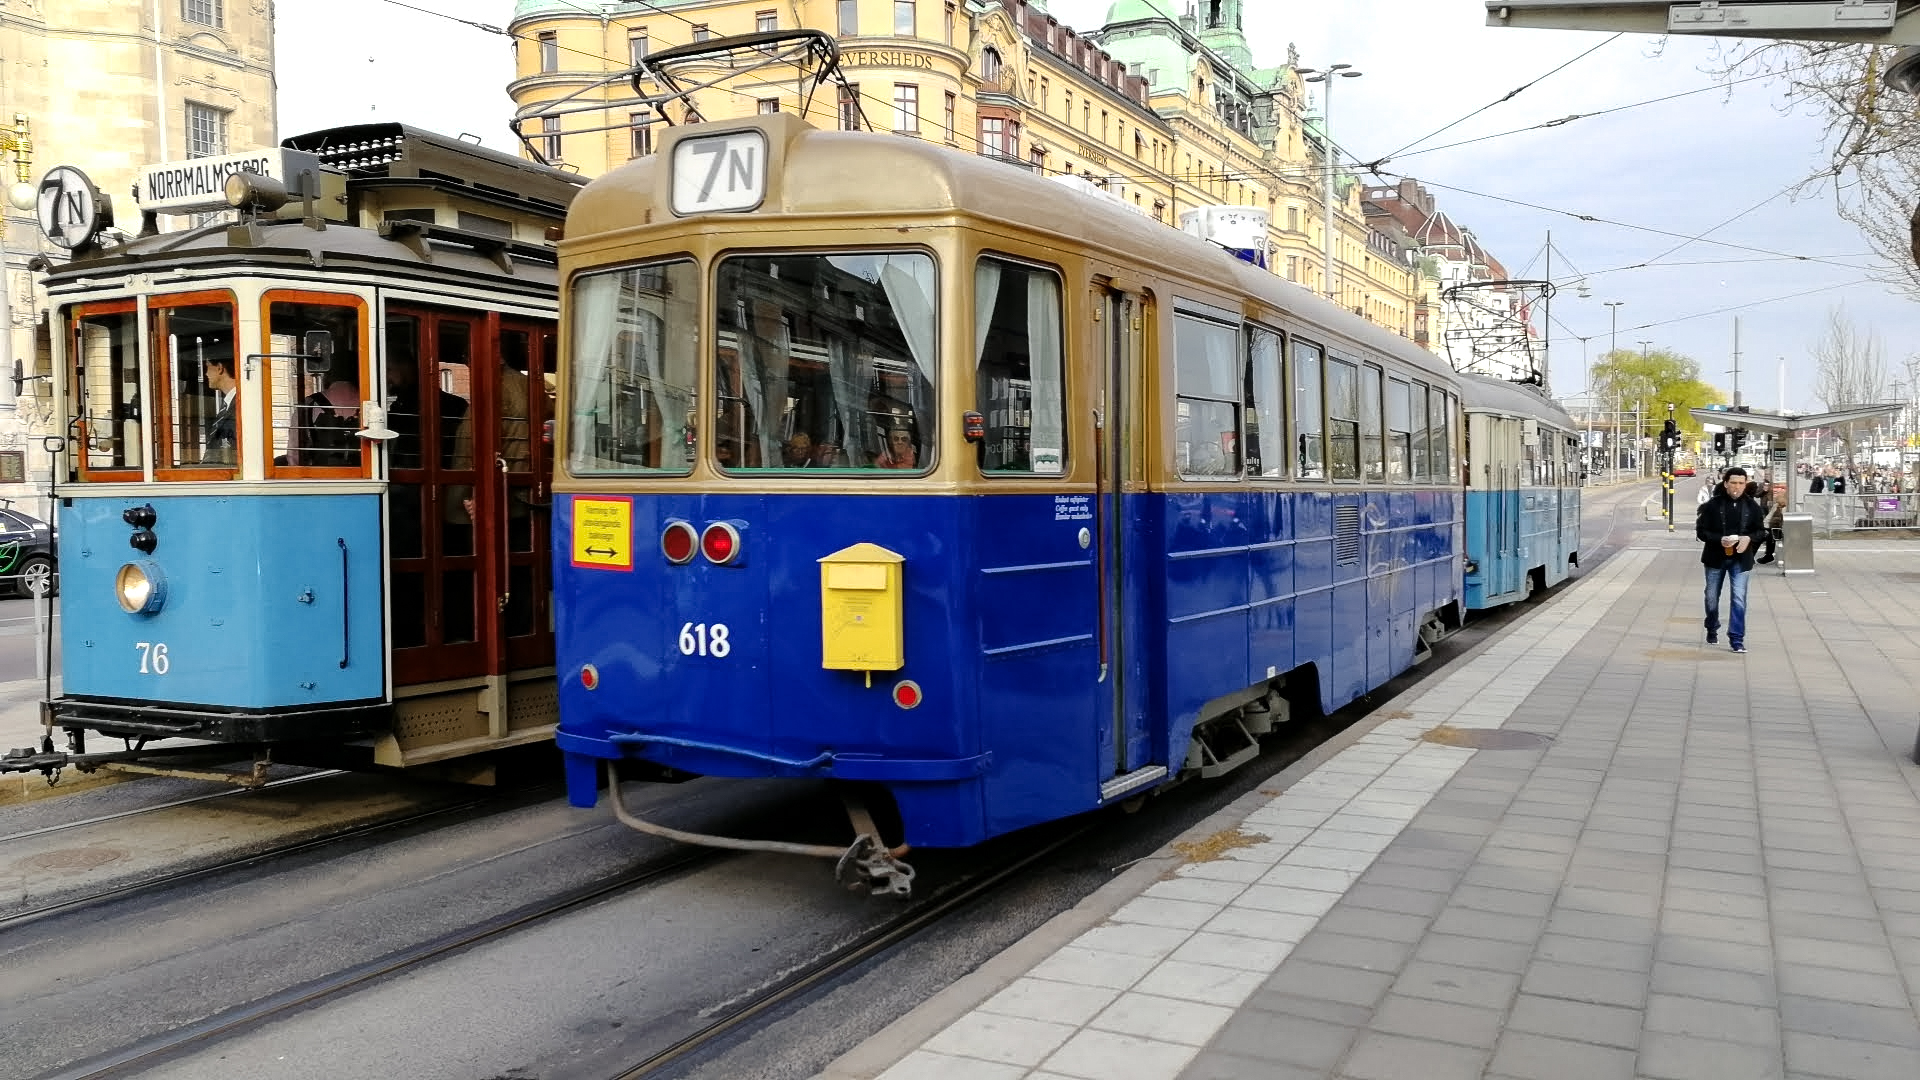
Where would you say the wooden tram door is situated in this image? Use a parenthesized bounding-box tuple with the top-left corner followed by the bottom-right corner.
(1097, 287, 1155, 785)
(385, 308, 557, 688)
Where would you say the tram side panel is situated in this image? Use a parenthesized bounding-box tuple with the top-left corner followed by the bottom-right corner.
(59, 494, 385, 730)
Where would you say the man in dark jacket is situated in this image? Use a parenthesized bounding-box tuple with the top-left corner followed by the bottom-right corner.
(1695, 467, 1769, 654)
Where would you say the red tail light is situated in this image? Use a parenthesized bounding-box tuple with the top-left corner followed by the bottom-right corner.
(661, 520, 697, 564)
(701, 522, 741, 565)
(893, 680, 923, 709)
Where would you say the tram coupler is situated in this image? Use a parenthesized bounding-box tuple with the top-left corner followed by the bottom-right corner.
(836, 792, 915, 898)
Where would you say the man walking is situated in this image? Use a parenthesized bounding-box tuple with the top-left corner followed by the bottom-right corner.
(1695, 466, 1769, 654)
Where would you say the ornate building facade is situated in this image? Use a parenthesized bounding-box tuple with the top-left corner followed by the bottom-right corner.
(505, 0, 1417, 336)
(0, 0, 275, 495)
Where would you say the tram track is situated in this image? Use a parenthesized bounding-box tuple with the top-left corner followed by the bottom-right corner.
(0, 769, 341, 847)
(0, 787, 528, 933)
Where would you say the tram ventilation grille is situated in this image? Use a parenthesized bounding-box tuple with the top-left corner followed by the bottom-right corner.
(1334, 505, 1362, 566)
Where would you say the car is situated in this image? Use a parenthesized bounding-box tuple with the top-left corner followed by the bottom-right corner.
(1674, 464, 1696, 477)
(0, 506, 57, 598)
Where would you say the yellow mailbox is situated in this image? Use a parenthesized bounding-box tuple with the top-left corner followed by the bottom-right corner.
(819, 542, 905, 674)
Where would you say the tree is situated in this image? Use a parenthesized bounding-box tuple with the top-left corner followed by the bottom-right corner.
(1810, 304, 1890, 472)
(1709, 43, 1920, 299)
(1588, 346, 1724, 448)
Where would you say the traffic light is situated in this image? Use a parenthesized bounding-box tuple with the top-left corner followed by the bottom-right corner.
(1659, 419, 1679, 452)
(1732, 429, 1748, 453)
(1712, 432, 1727, 453)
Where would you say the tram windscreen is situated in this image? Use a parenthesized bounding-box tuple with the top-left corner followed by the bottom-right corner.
(712, 252, 936, 472)
(71, 307, 142, 476)
(568, 260, 700, 474)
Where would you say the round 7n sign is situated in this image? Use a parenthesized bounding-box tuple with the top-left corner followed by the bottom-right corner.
(671, 130, 768, 216)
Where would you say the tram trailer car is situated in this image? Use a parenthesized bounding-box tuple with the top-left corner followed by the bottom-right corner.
(1457, 374, 1582, 610)
(550, 112, 1469, 885)
(14, 124, 581, 781)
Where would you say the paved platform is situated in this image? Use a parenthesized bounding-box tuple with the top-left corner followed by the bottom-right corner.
(824, 537, 1920, 1080)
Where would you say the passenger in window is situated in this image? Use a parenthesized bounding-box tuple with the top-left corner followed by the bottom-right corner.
(204, 356, 238, 465)
(716, 436, 741, 470)
(386, 344, 468, 471)
(812, 439, 845, 467)
(296, 369, 361, 468)
(782, 431, 814, 467)
(875, 428, 918, 469)
(452, 350, 546, 519)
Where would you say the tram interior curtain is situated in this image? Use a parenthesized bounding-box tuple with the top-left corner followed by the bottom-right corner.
(974, 261, 1002, 372)
(572, 274, 621, 463)
(1027, 273, 1063, 474)
(734, 323, 780, 468)
(879, 256, 937, 444)
(825, 337, 862, 466)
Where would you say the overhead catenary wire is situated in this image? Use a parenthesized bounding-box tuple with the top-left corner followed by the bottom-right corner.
(1379, 33, 1624, 164)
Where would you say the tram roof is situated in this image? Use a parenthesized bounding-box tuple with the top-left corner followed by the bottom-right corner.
(282, 122, 585, 215)
(1457, 371, 1577, 429)
(38, 216, 557, 297)
(564, 115, 1456, 386)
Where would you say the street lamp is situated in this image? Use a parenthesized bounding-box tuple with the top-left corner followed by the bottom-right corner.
(1297, 63, 1362, 305)
(1604, 301, 1624, 481)
(0, 115, 38, 422)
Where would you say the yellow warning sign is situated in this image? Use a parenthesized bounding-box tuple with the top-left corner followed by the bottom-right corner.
(571, 496, 634, 571)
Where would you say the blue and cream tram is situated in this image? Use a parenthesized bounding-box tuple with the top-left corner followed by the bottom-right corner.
(1458, 373, 1582, 609)
(549, 104, 1468, 890)
(13, 125, 580, 780)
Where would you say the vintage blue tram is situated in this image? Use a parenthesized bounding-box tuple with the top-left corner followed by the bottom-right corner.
(1458, 374, 1582, 609)
(548, 107, 1470, 891)
(6, 124, 579, 781)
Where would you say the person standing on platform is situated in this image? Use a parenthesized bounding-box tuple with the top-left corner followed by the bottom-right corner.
(1695, 467, 1769, 654)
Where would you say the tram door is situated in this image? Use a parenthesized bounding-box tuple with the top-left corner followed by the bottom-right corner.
(1097, 287, 1154, 782)
(384, 309, 554, 685)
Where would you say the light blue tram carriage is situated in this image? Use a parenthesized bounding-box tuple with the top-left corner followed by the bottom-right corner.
(1458, 373, 1581, 609)
(8, 125, 580, 781)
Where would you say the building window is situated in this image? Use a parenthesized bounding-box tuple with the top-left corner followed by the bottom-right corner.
(1082, 102, 1090, 131)
(538, 31, 558, 72)
(981, 117, 1006, 157)
(895, 0, 914, 36)
(1101, 110, 1109, 142)
(981, 46, 1002, 83)
(838, 0, 858, 35)
(892, 83, 919, 133)
(759, 98, 781, 114)
(185, 102, 229, 158)
(840, 83, 863, 130)
(757, 10, 777, 33)
(540, 116, 562, 162)
(692, 23, 711, 41)
(630, 114, 653, 157)
(1030, 146, 1046, 168)
(182, 0, 223, 28)
(945, 2, 956, 44)
(628, 30, 648, 66)
(944, 92, 957, 142)
(1039, 78, 1049, 110)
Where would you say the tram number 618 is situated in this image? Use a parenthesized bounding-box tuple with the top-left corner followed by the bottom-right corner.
(678, 622, 731, 658)
(135, 641, 171, 675)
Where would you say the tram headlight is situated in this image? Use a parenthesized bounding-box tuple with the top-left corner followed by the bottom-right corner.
(115, 561, 167, 615)
(224, 171, 289, 213)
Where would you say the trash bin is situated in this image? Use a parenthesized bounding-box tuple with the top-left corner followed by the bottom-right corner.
(1779, 513, 1814, 575)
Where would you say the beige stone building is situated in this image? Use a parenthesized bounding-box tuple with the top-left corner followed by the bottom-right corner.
(0, 0, 275, 494)
(504, 0, 1417, 338)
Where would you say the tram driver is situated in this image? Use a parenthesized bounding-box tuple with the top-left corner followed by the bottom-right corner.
(203, 355, 239, 465)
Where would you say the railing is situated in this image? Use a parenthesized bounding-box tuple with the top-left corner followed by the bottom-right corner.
(1803, 491, 1920, 535)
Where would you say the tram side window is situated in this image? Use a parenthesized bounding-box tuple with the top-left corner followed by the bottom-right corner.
(1361, 364, 1384, 483)
(1431, 388, 1451, 482)
(72, 307, 142, 477)
(154, 297, 239, 475)
(1245, 326, 1284, 478)
(568, 260, 700, 475)
(1174, 314, 1241, 478)
(712, 251, 937, 473)
(975, 257, 1065, 475)
(267, 298, 365, 472)
(1327, 358, 1360, 481)
(1386, 377, 1411, 484)
(1293, 339, 1324, 480)
(1410, 380, 1431, 483)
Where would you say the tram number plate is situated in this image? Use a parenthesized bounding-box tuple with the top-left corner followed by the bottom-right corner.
(678, 622, 732, 658)
(135, 641, 171, 675)
(671, 131, 767, 216)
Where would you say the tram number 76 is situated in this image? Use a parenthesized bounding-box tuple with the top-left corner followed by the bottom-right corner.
(135, 641, 171, 675)
(678, 623, 732, 658)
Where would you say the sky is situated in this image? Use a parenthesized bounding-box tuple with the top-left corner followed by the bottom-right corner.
(275, 0, 1920, 414)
